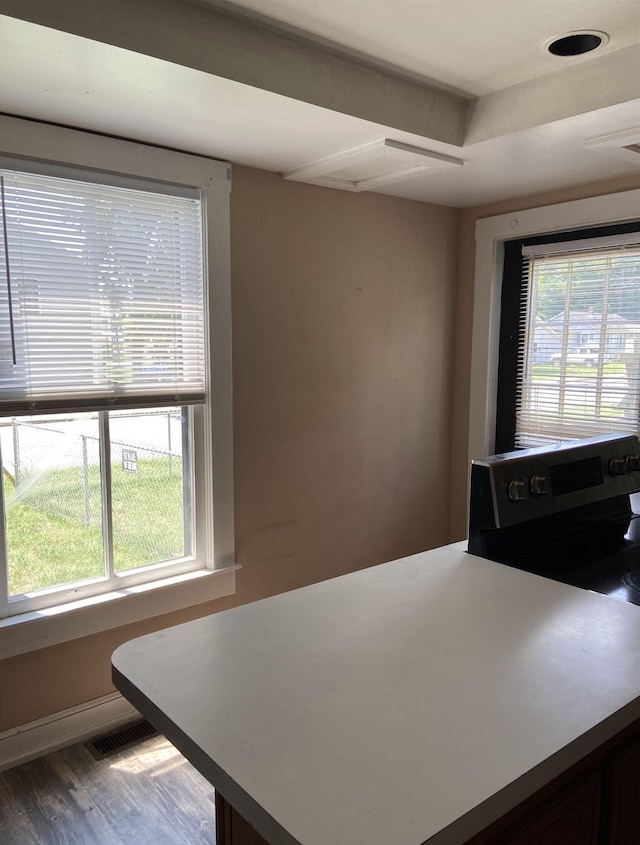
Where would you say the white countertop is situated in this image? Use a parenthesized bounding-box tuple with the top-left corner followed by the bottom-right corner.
(112, 542, 640, 845)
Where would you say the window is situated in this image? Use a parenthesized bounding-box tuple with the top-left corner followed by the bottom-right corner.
(469, 188, 640, 471)
(0, 117, 234, 631)
(496, 224, 640, 452)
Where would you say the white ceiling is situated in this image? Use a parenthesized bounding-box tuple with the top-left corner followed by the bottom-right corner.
(1, 0, 640, 208)
(210, 0, 640, 96)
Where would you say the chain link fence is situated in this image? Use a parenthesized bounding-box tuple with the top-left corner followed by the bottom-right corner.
(3, 410, 186, 568)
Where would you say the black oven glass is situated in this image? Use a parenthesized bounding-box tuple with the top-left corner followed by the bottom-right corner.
(549, 457, 603, 496)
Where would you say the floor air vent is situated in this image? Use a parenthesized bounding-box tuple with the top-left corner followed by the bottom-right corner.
(85, 719, 160, 760)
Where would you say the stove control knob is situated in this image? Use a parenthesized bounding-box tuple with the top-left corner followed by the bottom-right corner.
(507, 479, 526, 502)
(609, 456, 629, 476)
(629, 455, 640, 472)
(529, 474, 548, 496)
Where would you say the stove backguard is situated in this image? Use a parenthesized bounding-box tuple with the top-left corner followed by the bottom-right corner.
(468, 433, 640, 582)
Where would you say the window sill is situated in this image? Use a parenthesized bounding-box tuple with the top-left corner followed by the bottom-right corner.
(0, 566, 238, 660)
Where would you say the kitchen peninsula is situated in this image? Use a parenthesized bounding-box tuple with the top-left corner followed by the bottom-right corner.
(112, 542, 640, 845)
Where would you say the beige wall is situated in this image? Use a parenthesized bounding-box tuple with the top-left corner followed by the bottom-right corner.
(450, 172, 640, 541)
(0, 165, 460, 731)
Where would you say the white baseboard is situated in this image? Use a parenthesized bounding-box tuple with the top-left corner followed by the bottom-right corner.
(0, 692, 140, 772)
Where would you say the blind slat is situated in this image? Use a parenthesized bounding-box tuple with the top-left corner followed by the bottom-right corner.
(515, 239, 640, 448)
(0, 168, 204, 412)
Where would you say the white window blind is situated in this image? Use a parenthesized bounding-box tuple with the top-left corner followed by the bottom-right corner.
(516, 237, 640, 448)
(0, 167, 204, 415)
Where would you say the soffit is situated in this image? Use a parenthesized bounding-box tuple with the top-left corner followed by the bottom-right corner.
(0, 0, 639, 207)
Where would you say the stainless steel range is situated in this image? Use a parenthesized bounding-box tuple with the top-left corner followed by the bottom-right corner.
(468, 433, 640, 606)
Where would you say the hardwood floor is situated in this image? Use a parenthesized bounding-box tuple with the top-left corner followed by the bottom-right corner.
(0, 734, 216, 844)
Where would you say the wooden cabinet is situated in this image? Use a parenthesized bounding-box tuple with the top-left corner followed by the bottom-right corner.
(467, 720, 640, 845)
(606, 733, 640, 845)
(478, 773, 601, 845)
(215, 722, 640, 845)
(215, 792, 270, 845)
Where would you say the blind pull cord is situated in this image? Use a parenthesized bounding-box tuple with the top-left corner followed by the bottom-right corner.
(0, 176, 17, 366)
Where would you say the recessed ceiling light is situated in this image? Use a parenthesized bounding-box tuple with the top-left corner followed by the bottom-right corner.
(546, 30, 609, 57)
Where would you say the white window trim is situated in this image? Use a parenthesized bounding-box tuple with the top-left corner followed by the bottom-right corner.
(0, 565, 240, 660)
(0, 115, 236, 656)
(470, 187, 640, 467)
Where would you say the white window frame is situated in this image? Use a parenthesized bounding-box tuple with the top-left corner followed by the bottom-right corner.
(0, 115, 236, 658)
(515, 236, 640, 448)
(470, 187, 640, 468)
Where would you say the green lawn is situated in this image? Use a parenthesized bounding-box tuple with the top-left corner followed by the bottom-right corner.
(4, 457, 185, 596)
(557, 405, 625, 420)
(531, 362, 626, 379)
(525, 363, 628, 422)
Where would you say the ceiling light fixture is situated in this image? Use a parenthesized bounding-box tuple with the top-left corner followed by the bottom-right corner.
(586, 127, 640, 167)
(546, 30, 608, 56)
(283, 140, 464, 193)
